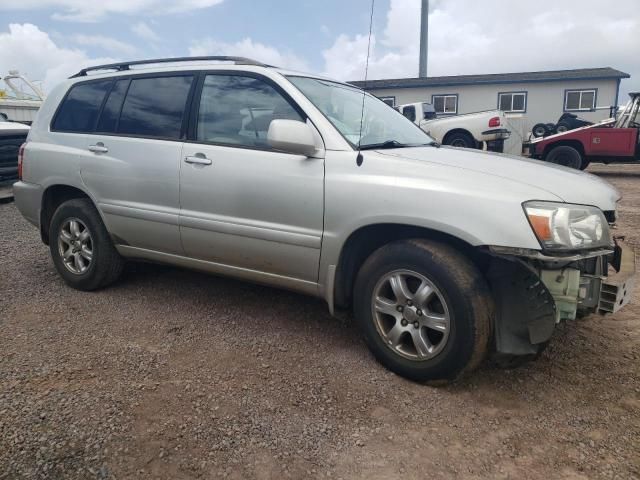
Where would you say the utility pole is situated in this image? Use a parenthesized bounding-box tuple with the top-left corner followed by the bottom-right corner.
(419, 0, 429, 77)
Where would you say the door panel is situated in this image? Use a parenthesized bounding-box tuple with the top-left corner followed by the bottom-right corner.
(180, 144, 323, 282)
(179, 73, 324, 283)
(588, 128, 637, 156)
(80, 135, 184, 254)
(80, 74, 195, 255)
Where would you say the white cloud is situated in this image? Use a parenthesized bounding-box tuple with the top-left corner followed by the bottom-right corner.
(72, 34, 136, 55)
(322, 0, 639, 98)
(189, 38, 310, 71)
(131, 21, 160, 43)
(0, 0, 225, 22)
(0, 24, 115, 91)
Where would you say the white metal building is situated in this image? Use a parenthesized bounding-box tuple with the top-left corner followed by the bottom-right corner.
(350, 67, 630, 134)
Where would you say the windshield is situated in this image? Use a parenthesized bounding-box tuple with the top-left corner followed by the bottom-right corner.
(287, 76, 435, 149)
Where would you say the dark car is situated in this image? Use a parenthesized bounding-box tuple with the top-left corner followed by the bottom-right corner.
(0, 122, 30, 196)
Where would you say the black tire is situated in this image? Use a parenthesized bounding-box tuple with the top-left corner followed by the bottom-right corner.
(353, 239, 493, 382)
(531, 123, 549, 138)
(49, 198, 124, 291)
(545, 145, 583, 170)
(444, 132, 476, 148)
(556, 121, 571, 133)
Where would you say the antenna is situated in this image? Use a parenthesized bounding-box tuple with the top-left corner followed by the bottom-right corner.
(356, 0, 375, 166)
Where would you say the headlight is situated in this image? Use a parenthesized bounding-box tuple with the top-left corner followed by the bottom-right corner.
(523, 201, 611, 251)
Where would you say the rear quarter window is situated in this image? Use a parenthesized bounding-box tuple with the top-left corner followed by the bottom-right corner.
(52, 80, 112, 132)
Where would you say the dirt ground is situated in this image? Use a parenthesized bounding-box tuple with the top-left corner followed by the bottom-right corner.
(1, 164, 639, 480)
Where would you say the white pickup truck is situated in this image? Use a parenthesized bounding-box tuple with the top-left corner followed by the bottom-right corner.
(397, 102, 512, 151)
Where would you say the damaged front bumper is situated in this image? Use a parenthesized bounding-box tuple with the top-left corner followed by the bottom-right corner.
(486, 240, 636, 356)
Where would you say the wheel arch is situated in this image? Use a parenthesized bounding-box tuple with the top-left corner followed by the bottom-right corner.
(442, 128, 476, 146)
(332, 223, 489, 312)
(40, 184, 94, 245)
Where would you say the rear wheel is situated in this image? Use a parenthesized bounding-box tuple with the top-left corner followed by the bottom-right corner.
(353, 240, 492, 382)
(556, 121, 571, 133)
(444, 132, 476, 148)
(545, 145, 583, 170)
(49, 198, 124, 291)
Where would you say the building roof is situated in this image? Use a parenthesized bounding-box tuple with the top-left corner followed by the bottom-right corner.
(349, 67, 630, 90)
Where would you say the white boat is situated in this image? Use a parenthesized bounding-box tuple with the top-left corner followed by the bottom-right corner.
(0, 71, 45, 124)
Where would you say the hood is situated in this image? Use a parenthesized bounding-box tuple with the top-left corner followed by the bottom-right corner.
(376, 146, 620, 211)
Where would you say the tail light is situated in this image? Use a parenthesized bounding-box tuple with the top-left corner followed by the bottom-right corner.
(18, 142, 26, 180)
(488, 117, 501, 128)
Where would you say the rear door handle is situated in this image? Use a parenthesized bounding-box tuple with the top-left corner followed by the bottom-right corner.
(184, 155, 212, 166)
(88, 143, 108, 153)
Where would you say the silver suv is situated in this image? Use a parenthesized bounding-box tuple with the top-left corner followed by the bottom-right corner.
(14, 56, 635, 382)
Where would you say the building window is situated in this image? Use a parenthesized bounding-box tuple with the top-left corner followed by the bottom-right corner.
(565, 89, 596, 112)
(432, 94, 457, 114)
(498, 92, 527, 113)
(378, 96, 396, 107)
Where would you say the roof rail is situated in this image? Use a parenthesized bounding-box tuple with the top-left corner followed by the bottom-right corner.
(70, 56, 268, 78)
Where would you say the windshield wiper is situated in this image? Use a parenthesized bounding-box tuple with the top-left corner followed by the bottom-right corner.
(359, 140, 439, 150)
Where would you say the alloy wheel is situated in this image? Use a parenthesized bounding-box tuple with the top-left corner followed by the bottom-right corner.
(57, 218, 93, 274)
(371, 269, 450, 361)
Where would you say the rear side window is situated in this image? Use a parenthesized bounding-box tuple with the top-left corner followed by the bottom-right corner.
(402, 105, 416, 122)
(117, 75, 193, 139)
(52, 80, 112, 132)
(96, 79, 129, 133)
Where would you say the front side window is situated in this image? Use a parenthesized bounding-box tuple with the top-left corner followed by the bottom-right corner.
(498, 92, 527, 113)
(288, 76, 434, 148)
(118, 75, 193, 139)
(432, 94, 457, 114)
(565, 89, 596, 111)
(196, 74, 303, 148)
(52, 80, 112, 132)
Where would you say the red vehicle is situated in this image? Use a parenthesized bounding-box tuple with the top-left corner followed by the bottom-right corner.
(528, 93, 640, 170)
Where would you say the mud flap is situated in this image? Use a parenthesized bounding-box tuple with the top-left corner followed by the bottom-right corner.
(487, 259, 557, 356)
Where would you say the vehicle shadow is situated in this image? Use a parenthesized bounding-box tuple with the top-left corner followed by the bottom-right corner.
(591, 170, 640, 178)
(116, 261, 604, 394)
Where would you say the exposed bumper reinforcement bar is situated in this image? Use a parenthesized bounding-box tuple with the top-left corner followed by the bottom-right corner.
(599, 240, 636, 313)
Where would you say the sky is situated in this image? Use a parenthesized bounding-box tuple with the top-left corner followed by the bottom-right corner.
(0, 0, 638, 101)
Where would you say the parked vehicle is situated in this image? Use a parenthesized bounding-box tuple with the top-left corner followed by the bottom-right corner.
(0, 121, 29, 198)
(0, 71, 45, 124)
(531, 113, 593, 138)
(14, 57, 635, 382)
(397, 101, 511, 151)
(527, 92, 640, 170)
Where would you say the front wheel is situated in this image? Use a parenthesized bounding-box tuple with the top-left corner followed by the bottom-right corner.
(353, 240, 493, 382)
(49, 198, 124, 291)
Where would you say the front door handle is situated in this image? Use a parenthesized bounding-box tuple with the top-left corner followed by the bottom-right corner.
(184, 154, 212, 166)
(88, 142, 108, 154)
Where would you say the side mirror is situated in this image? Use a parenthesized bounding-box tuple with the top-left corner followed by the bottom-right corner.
(267, 119, 319, 157)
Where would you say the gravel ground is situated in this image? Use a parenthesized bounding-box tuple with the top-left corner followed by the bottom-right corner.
(1, 164, 639, 480)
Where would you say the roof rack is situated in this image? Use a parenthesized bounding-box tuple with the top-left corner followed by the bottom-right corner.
(70, 56, 268, 78)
